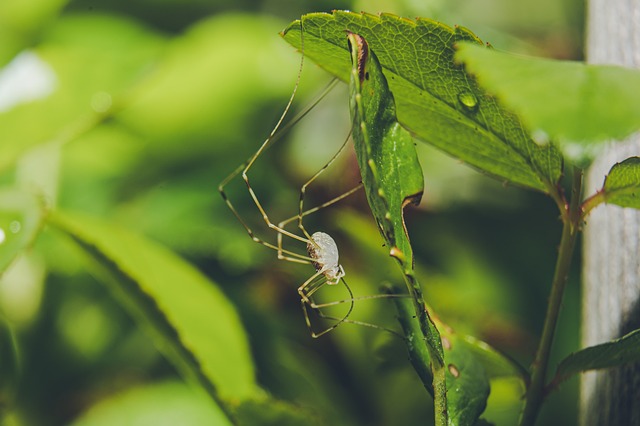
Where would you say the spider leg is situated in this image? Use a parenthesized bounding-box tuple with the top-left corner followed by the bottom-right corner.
(309, 292, 412, 339)
(218, 22, 341, 264)
(299, 276, 355, 338)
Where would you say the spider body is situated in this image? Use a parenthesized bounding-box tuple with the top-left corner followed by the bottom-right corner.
(307, 232, 344, 285)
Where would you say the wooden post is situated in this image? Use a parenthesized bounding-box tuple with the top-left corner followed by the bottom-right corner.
(581, 1, 640, 424)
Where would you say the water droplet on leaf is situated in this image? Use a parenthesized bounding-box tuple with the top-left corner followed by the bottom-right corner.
(457, 91, 478, 112)
(531, 129, 550, 146)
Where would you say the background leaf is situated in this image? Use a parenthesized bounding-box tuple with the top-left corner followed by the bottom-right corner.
(551, 328, 640, 389)
(282, 11, 563, 194)
(47, 211, 257, 404)
(455, 43, 640, 153)
(0, 14, 165, 172)
(0, 188, 43, 276)
(0, 0, 68, 66)
(70, 380, 231, 426)
(602, 157, 640, 209)
(233, 396, 323, 426)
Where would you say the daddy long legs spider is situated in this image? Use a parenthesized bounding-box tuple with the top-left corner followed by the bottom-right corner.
(218, 26, 409, 338)
(218, 41, 366, 337)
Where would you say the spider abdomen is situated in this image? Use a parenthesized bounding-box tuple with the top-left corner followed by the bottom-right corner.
(307, 232, 343, 284)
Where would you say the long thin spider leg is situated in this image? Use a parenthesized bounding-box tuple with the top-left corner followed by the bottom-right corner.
(311, 312, 406, 339)
(277, 131, 360, 259)
(277, 183, 363, 258)
(240, 82, 344, 248)
(298, 271, 326, 304)
(296, 130, 353, 240)
(267, 78, 339, 147)
(308, 292, 411, 309)
(219, 167, 311, 263)
(218, 23, 339, 263)
(309, 293, 410, 338)
(302, 277, 355, 338)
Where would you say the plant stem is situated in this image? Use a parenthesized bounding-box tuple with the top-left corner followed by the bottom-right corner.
(389, 285, 447, 426)
(581, 190, 605, 218)
(520, 168, 583, 426)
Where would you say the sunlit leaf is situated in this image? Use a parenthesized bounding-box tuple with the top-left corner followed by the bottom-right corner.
(282, 11, 563, 194)
(602, 157, 640, 209)
(551, 328, 640, 389)
(482, 376, 526, 426)
(455, 43, 640, 155)
(0, 188, 43, 276)
(0, 0, 68, 65)
(0, 14, 165, 172)
(233, 396, 323, 426)
(70, 381, 231, 426)
(118, 14, 303, 155)
(47, 211, 256, 404)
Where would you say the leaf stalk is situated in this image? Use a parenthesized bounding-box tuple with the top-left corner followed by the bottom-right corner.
(520, 167, 583, 426)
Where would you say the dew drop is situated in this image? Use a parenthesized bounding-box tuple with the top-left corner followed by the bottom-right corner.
(531, 129, 550, 146)
(457, 91, 479, 112)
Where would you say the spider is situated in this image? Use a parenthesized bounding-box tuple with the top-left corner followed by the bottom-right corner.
(218, 40, 367, 337)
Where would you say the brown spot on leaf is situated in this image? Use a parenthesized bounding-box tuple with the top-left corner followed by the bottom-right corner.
(442, 336, 451, 350)
(448, 364, 460, 378)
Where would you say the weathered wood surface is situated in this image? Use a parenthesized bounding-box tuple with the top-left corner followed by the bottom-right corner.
(582, 1, 640, 424)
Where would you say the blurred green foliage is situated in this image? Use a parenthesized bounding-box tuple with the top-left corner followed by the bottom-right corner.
(0, 0, 584, 425)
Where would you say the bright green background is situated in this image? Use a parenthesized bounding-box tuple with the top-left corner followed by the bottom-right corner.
(0, 0, 584, 425)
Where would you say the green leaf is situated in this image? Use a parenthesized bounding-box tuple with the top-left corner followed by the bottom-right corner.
(348, 33, 448, 425)
(118, 14, 303, 151)
(347, 33, 423, 269)
(0, 14, 165, 172)
(0, 188, 43, 276)
(440, 322, 528, 425)
(70, 381, 231, 426)
(47, 211, 257, 406)
(348, 32, 443, 361)
(0, 0, 68, 66)
(602, 157, 640, 209)
(232, 395, 323, 426)
(455, 43, 640, 154)
(441, 329, 490, 426)
(282, 11, 563, 194)
(551, 328, 640, 389)
(392, 292, 526, 425)
(0, 316, 20, 406)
